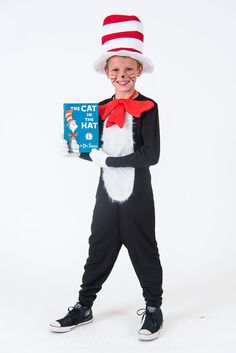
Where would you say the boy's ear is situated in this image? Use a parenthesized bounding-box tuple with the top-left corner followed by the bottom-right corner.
(137, 64, 143, 77)
(105, 67, 109, 77)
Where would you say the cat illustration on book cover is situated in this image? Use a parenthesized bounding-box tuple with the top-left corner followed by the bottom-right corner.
(65, 109, 80, 153)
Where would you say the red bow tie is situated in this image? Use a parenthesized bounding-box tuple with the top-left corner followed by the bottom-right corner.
(99, 91, 154, 128)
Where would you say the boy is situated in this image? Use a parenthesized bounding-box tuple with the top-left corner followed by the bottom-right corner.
(50, 14, 163, 341)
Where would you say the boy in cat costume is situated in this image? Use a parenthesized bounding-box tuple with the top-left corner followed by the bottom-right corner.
(50, 14, 164, 341)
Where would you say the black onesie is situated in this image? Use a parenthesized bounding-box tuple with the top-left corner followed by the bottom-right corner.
(78, 92, 163, 309)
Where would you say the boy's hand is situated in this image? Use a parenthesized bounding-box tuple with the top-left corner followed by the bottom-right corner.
(89, 148, 109, 168)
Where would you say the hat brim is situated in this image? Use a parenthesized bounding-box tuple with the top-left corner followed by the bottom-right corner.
(93, 50, 154, 74)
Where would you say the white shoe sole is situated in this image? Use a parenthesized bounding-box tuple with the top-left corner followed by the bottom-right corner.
(49, 318, 93, 333)
(137, 324, 163, 341)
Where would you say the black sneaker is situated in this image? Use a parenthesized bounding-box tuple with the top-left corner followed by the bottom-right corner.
(50, 302, 93, 333)
(136, 305, 163, 341)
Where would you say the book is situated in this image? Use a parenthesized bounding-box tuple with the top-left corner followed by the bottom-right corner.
(63, 103, 99, 153)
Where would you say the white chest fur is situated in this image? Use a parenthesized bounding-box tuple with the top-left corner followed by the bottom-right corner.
(101, 112, 135, 203)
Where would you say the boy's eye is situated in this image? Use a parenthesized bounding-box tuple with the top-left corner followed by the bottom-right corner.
(112, 68, 119, 71)
(127, 68, 133, 71)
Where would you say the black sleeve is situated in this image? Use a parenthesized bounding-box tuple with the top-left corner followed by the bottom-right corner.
(105, 103, 160, 168)
(79, 152, 92, 162)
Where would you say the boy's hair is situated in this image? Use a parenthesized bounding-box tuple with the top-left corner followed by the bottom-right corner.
(104, 56, 143, 71)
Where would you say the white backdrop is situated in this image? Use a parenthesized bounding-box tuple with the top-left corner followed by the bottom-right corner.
(0, 0, 235, 352)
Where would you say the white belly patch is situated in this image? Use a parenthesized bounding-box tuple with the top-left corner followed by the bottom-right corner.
(101, 112, 135, 203)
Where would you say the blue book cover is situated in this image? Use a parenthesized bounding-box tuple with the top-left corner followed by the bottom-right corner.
(63, 103, 99, 153)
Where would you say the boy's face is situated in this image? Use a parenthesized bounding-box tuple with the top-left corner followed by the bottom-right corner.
(104, 56, 143, 96)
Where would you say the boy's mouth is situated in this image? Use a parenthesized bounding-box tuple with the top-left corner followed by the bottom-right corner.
(116, 80, 130, 86)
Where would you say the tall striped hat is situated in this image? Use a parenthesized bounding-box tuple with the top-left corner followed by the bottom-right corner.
(93, 14, 154, 74)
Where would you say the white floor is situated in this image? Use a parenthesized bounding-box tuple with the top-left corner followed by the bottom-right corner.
(1, 263, 235, 353)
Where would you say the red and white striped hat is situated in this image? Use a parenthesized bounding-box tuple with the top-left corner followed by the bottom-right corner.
(65, 109, 73, 124)
(93, 14, 154, 74)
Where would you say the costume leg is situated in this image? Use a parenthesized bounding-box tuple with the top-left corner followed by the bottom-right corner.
(78, 180, 122, 308)
(120, 170, 163, 307)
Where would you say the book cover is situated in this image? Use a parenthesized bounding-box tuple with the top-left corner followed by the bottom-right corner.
(63, 103, 99, 153)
